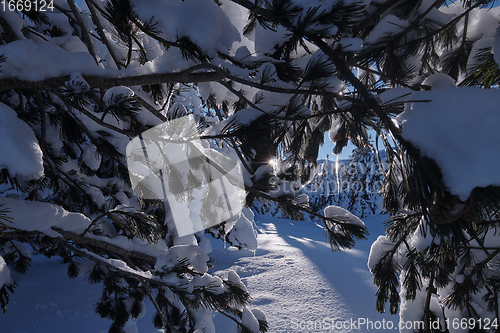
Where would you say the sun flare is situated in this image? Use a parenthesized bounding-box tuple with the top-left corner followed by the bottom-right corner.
(268, 158, 278, 169)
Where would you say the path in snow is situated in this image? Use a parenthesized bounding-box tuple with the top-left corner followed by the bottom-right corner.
(212, 214, 397, 332)
(1, 214, 397, 332)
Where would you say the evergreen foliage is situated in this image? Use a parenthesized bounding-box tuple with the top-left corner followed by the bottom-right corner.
(302, 147, 384, 219)
(342, 147, 384, 217)
(0, 0, 499, 332)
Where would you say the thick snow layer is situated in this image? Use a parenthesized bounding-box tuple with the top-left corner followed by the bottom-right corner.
(0, 40, 196, 82)
(324, 205, 365, 226)
(131, 0, 240, 57)
(81, 144, 101, 171)
(0, 255, 12, 288)
(192, 274, 227, 294)
(410, 222, 433, 252)
(241, 307, 260, 333)
(0, 196, 90, 237)
(0, 102, 44, 181)
(364, 15, 408, 45)
(254, 23, 289, 56)
(66, 72, 90, 93)
(379, 87, 414, 104)
(328, 118, 342, 143)
(367, 235, 394, 272)
(494, 26, 500, 68)
(155, 245, 209, 274)
(213, 215, 393, 331)
(1, 215, 396, 332)
(51, 35, 89, 53)
(227, 212, 258, 251)
(469, 37, 494, 70)
(204, 108, 263, 136)
(421, 73, 456, 89)
(251, 307, 267, 322)
(128, 46, 197, 77)
(0, 40, 96, 81)
(399, 271, 427, 333)
(397, 87, 500, 200)
(466, 5, 500, 40)
(295, 193, 309, 205)
(228, 270, 248, 292)
(103, 86, 134, 103)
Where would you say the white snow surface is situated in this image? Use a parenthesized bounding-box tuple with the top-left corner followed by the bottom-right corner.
(228, 270, 248, 293)
(214, 215, 393, 331)
(0, 39, 195, 82)
(0, 255, 12, 288)
(241, 307, 260, 333)
(155, 245, 209, 274)
(0, 196, 90, 237)
(131, 0, 240, 57)
(204, 108, 263, 136)
(1, 214, 396, 332)
(103, 86, 135, 103)
(0, 40, 97, 81)
(227, 210, 259, 251)
(364, 15, 408, 45)
(397, 87, 500, 200)
(494, 26, 500, 68)
(367, 235, 395, 272)
(0, 102, 44, 181)
(328, 118, 342, 143)
(421, 73, 456, 89)
(469, 37, 494, 70)
(66, 72, 90, 93)
(324, 205, 365, 226)
(81, 144, 102, 171)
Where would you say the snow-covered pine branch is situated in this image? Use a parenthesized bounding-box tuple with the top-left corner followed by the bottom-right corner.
(2, 0, 500, 332)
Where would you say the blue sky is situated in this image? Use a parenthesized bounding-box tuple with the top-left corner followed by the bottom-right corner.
(318, 134, 356, 160)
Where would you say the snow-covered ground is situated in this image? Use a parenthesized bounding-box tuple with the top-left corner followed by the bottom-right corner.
(1, 214, 397, 332)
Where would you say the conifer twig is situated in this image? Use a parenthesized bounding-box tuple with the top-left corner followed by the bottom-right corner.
(67, 0, 99, 65)
(142, 283, 183, 333)
(85, 0, 124, 69)
(35, 90, 46, 150)
(51, 227, 157, 265)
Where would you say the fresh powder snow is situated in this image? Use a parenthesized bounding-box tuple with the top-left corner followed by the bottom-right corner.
(0, 102, 44, 182)
(1, 214, 396, 332)
(397, 87, 500, 200)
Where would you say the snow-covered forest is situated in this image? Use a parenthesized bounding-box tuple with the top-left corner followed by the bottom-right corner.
(1, 0, 500, 332)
